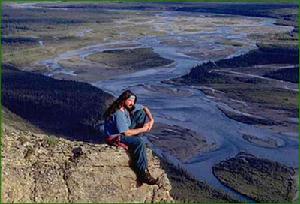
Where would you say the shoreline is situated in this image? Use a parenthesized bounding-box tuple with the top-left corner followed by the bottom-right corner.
(167, 43, 298, 136)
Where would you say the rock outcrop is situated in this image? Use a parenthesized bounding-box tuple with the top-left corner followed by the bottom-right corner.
(1, 109, 173, 203)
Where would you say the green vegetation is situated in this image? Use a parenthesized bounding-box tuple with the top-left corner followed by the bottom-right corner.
(2, 4, 124, 67)
(219, 86, 298, 111)
(161, 161, 236, 203)
(149, 123, 217, 162)
(216, 44, 299, 67)
(3, 1, 298, 70)
(185, 43, 299, 84)
(45, 136, 59, 147)
(263, 67, 299, 83)
(86, 48, 173, 70)
(2, 64, 113, 141)
(176, 28, 299, 127)
(213, 152, 298, 202)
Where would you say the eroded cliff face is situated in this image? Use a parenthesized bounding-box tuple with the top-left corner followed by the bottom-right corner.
(1, 109, 173, 203)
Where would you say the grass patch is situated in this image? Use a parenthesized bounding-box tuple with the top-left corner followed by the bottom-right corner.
(45, 136, 59, 147)
(86, 47, 173, 69)
(216, 85, 298, 110)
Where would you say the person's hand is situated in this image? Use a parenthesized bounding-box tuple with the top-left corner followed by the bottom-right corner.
(143, 120, 154, 132)
(148, 119, 154, 131)
(142, 123, 151, 132)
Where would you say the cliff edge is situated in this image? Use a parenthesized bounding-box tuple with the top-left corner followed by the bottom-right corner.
(2, 108, 173, 203)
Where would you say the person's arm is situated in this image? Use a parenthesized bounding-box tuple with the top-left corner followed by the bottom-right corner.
(144, 106, 154, 122)
(124, 124, 150, 137)
(115, 110, 151, 137)
(143, 106, 154, 130)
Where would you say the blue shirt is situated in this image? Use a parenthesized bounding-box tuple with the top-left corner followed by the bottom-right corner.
(104, 104, 144, 137)
(132, 104, 144, 113)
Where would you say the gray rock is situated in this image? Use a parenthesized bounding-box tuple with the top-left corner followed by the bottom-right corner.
(2, 109, 173, 203)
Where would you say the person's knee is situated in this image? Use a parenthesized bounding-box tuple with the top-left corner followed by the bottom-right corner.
(133, 110, 146, 128)
(131, 138, 146, 156)
(136, 137, 145, 146)
(132, 138, 146, 152)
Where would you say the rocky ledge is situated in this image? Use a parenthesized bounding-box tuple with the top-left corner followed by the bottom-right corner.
(1, 108, 173, 203)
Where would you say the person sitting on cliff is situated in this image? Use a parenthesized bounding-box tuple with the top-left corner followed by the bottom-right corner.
(103, 90, 158, 185)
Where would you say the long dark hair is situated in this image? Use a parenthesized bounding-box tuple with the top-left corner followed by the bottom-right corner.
(103, 90, 137, 120)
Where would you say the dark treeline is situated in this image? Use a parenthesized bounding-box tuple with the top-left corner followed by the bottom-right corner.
(263, 67, 299, 83)
(185, 44, 299, 83)
(2, 36, 39, 45)
(2, 18, 85, 24)
(175, 3, 297, 18)
(2, 64, 114, 142)
(174, 2, 298, 34)
(217, 44, 299, 68)
(31, 3, 297, 18)
(2, 5, 114, 36)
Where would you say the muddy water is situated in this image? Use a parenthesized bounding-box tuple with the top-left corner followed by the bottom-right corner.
(41, 11, 297, 201)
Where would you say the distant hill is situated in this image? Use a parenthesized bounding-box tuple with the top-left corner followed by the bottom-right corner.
(184, 44, 299, 83)
(2, 64, 114, 141)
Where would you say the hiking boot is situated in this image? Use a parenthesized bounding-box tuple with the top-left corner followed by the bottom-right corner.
(139, 169, 159, 185)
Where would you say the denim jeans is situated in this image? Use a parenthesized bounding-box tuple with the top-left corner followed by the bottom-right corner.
(120, 109, 147, 173)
